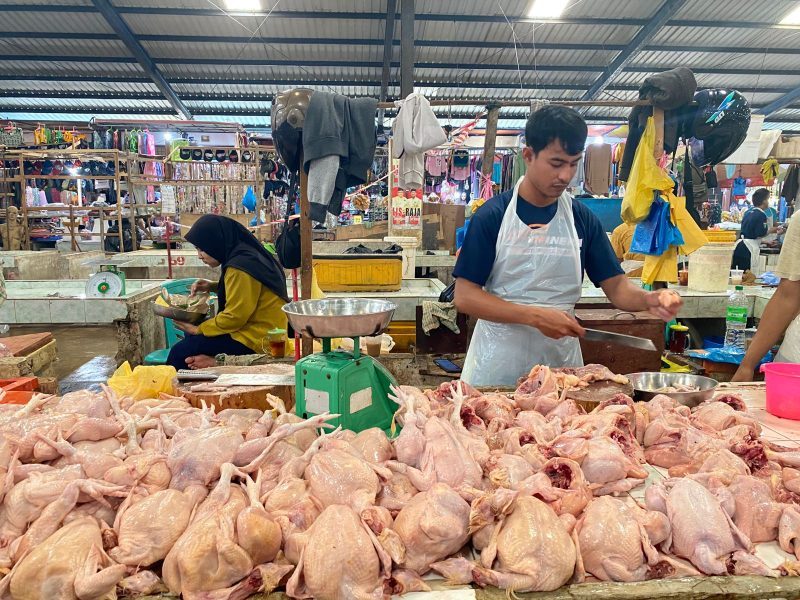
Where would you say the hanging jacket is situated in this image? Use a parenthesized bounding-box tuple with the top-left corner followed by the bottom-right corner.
(392, 93, 447, 189)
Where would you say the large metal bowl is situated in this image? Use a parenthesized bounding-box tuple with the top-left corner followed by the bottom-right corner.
(282, 298, 397, 338)
(153, 304, 208, 325)
(627, 371, 718, 407)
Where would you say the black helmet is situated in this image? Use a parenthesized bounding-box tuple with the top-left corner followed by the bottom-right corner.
(271, 88, 312, 174)
(685, 89, 751, 167)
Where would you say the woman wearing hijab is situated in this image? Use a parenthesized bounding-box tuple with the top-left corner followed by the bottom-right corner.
(168, 214, 289, 371)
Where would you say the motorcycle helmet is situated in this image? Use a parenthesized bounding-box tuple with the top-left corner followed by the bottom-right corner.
(203, 149, 214, 162)
(271, 88, 313, 174)
(179, 147, 192, 161)
(192, 149, 203, 161)
(229, 150, 239, 163)
(241, 150, 252, 163)
(215, 148, 227, 162)
(685, 89, 751, 167)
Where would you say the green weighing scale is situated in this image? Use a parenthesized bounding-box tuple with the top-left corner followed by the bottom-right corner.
(282, 298, 399, 434)
(85, 264, 126, 298)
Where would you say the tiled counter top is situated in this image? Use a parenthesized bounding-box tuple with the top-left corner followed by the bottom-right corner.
(580, 281, 775, 319)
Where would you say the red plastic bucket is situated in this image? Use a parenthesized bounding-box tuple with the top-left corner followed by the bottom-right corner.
(762, 362, 800, 420)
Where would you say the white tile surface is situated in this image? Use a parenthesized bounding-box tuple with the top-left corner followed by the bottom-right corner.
(0, 301, 15, 324)
(48, 300, 86, 324)
(14, 299, 50, 323)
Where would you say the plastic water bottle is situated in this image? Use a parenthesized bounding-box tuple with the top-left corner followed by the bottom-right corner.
(724, 285, 748, 352)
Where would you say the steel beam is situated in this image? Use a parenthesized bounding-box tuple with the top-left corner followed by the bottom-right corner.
(582, 0, 688, 101)
(400, 0, 415, 98)
(90, 0, 192, 119)
(757, 86, 800, 116)
(2, 4, 800, 31)
(2, 30, 800, 57)
(380, 0, 398, 102)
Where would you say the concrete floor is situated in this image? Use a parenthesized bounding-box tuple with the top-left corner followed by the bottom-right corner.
(6, 325, 118, 394)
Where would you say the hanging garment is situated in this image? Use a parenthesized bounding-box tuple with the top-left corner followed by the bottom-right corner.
(569, 156, 585, 189)
(425, 154, 447, 177)
(584, 144, 613, 195)
(732, 176, 747, 197)
(461, 177, 583, 387)
(392, 93, 447, 189)
(451, 150, 470, 181)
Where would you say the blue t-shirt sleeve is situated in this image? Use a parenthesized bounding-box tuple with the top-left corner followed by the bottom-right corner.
(453, 198, 504, 286)
(577, 203, 624, 286)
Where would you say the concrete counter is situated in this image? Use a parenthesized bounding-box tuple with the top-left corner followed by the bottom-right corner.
(579, 281, 775, 319)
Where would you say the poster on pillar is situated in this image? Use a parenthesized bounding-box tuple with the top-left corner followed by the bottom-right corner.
(390, 189, 423, 242)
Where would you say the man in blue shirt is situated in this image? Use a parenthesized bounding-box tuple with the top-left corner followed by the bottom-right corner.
(454, 106, 683, 386)
(732, 188, 778, 274)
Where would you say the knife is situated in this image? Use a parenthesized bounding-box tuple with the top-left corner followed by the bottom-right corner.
(582, 328, 657, 351)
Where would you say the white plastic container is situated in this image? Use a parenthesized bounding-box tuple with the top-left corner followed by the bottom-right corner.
(688, 243, 736, 293)
(384, 236, 418, 279)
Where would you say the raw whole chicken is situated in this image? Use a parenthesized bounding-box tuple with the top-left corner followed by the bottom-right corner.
(577, 496, 671, 581)
(390, 483, 470, 575)
(473, 495, 577, 592)
(9, 517, 127, 600)
(286, 504, 390, 600)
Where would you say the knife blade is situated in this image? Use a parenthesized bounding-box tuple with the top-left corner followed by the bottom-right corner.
(582, 328, 657, 351)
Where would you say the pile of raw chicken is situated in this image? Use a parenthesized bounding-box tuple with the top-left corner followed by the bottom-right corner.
(2, 364, 800, 599)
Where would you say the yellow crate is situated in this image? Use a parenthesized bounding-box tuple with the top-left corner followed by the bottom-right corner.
(385, 321, 416, 352)
(313, 255, 403, 292)
(705, 230, 737, 243)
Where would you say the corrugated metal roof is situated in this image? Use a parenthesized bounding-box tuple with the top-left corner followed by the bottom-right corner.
(674, 0, 799, 23)
(0, 0, 799, 130)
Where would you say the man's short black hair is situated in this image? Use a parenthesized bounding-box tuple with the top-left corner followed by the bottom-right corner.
(752, 188, 770, 207)
(525, 105, 588, 155)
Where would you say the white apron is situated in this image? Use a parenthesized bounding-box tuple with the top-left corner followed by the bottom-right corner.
(776, 312, 800, 363)
(461, 177, 583, 387)
(737, 207, 765, 276)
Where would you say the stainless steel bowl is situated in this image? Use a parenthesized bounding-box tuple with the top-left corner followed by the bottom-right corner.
(153, 304, 208, 325)
(626, 371, 718, 407)
(282, 298, 397, 339)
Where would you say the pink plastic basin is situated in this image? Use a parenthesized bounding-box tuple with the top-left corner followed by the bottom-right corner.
(762, 362, 800, 420)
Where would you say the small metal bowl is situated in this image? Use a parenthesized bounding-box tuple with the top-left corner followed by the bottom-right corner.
(626, 371, 718, 407)
(153, 304, 208, 325)
(282, 298, 396, 338)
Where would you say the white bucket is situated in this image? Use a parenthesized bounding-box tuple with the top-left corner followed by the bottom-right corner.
(688, 242, 736, 293)
(384, 236, 418, 279)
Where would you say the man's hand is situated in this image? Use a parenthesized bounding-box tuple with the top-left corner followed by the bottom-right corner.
(731, 364, 755, 382)
(190, 279, 214, 296)
(644, 289, 683, 321)
(528, 307, 586, 339)
(174, 321, 199, 336)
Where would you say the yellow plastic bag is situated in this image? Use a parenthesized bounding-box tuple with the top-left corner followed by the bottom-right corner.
(666, 192, 706, 256)
(621, 117, 675, 224)
(642, 245, 678, 285)
(107, 361, 177, 401)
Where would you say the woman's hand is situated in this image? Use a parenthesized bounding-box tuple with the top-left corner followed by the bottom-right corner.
(190, 279, 214, 296)
(174, 321, 199, 336)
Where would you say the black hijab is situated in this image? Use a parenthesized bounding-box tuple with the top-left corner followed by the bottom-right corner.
(185, 214, 289, 310)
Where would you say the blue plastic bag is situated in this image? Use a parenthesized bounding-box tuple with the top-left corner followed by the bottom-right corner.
(630, 193, 684, 256)
(242, 186, 257, 212)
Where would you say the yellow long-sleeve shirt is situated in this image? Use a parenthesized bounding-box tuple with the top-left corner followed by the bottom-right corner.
(198, 267, 287, 354)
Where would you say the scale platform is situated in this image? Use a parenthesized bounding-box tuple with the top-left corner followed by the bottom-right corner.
(283, 299, 399, 434)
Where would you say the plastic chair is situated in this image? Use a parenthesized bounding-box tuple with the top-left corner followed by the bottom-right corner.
(143, 278, 198, 366)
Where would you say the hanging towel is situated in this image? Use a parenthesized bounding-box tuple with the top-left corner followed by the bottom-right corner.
(421, 301, 460, 335)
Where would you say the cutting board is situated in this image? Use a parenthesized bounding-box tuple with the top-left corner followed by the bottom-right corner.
(0, 333, 54, 357)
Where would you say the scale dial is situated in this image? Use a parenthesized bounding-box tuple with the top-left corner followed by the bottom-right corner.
(85, 272, 124, 298)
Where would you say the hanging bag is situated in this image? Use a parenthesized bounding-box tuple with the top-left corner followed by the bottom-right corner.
(275, 173, 301, 269)
(0, 124, 23, 147)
